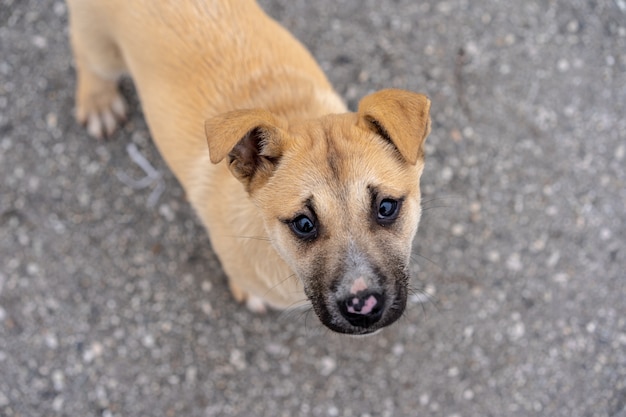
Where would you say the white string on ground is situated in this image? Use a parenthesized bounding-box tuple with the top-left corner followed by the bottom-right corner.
(116, 143, 165, 208)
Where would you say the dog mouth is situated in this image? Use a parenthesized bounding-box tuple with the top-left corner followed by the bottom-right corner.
(307, 281, 408, 335)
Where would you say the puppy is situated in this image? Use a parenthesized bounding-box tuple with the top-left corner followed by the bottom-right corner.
(66, 0, 431, 335)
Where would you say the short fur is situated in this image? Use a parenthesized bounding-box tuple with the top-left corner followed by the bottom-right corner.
(67, 0, 431, 334)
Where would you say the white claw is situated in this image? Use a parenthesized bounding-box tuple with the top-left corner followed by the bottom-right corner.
(111, 95, 127, 120)
(75, 91, 127, 137)
(102, 110, 117, 136)
(87, 113, 103, 139)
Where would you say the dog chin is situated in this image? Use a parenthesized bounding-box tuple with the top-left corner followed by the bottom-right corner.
(319, 313, 403, 335)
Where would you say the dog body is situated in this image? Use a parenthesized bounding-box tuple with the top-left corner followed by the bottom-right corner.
(67, 0, 431, 334)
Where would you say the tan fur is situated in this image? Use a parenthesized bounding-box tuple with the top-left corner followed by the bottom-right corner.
(67, 0, 431, 334)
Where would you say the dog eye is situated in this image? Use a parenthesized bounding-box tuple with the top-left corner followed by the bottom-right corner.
(290, 215, 317, 240)
(377, 198, 400, 224)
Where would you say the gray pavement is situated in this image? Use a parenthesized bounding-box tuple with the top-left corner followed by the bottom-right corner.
(1, 0, 625, 416)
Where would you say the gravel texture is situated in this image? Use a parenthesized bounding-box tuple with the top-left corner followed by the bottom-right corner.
(1, 0, 625, 416)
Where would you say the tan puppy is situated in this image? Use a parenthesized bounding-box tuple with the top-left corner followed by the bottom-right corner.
(67, 0, 431, 335)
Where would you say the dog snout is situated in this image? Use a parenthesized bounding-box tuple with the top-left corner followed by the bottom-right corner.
(338, 290, 385, 328)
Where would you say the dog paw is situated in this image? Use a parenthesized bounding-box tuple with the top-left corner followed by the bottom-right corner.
(245, 295, 268, 314)
(228, 281, 268, 314)
(76, 89, 127, 139)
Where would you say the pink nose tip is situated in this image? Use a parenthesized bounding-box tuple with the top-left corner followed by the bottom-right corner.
(350, 277, 369, 294)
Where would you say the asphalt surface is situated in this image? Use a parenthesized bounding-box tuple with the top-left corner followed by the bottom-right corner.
(1, 0, 625, 416)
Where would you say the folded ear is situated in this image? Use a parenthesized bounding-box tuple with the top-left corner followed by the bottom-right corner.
(205, 109, 287, 191)
(357, 89, 431, 165)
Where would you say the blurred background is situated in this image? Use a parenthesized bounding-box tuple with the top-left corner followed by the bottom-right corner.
(1, 0, 624, 416)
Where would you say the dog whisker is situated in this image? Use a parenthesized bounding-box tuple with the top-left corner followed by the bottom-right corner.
(420, 195, 464, 214)
(258, 273, 312, 314)
(422, 204, 456, 211)
(225, 235, 272, 242)
(277, 305, 325, 337)
(303, 309, 321, 336)
(261, 272, 298, 297)
(421, 195, 464, 207)
(278, 301, 312, 323)
(278, 294, 311, 316)
(407, 284, 440, 313)
(410, 252, 442, 271)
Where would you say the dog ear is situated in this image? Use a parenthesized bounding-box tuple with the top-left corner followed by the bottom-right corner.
(205, 109, 287, 191)
(357, 89, 431, 165)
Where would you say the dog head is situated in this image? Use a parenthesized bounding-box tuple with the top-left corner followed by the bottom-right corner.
(205, 89, 431, 334)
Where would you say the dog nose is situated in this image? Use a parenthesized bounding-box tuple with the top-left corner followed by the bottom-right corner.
(338, 291, 385, 328)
